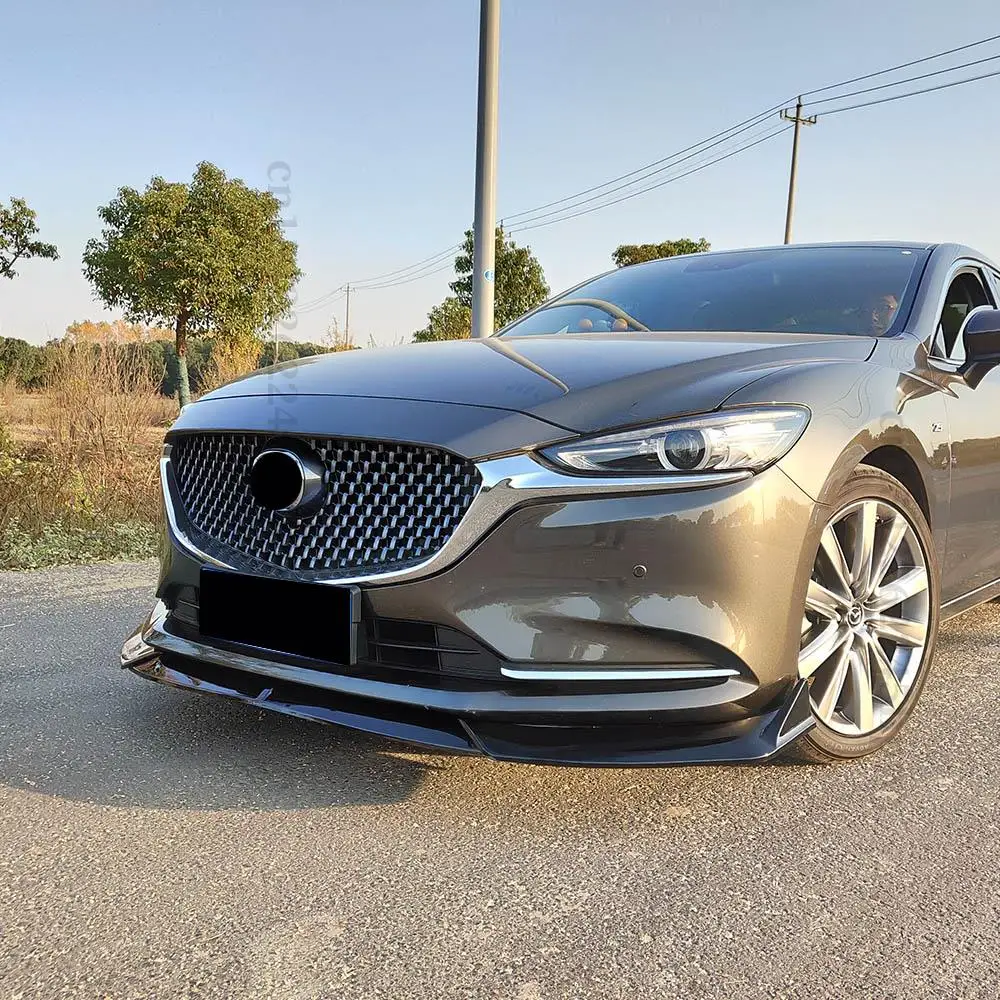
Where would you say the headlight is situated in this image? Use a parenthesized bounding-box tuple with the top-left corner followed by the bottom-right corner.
(542, 406, 810, 475)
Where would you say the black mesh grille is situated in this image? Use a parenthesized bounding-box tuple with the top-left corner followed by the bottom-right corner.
(170, 433, 481, 578)
(365, 619, 501, 681)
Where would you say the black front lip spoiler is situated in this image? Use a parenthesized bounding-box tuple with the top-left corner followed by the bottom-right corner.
(126, 653, 815, 767)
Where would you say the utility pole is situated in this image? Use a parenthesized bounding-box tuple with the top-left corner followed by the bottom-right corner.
(780, 97, 817, 244)
(344, 283, 351, 341)
(471, 0, 500, 338)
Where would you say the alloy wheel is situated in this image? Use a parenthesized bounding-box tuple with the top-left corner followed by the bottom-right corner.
(798, 499, 930, 737)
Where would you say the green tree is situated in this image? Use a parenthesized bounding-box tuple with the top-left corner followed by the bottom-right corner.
(162, 338, 214, 398)
(0, 198, 59, 279)
(82, 161, 301, 408)
(450, 226, 549, 331)
(258, 340, 347, 366)
(0, 336, 47, 386)
(413, 296, 472, 343)
(612, 237, 711, 268)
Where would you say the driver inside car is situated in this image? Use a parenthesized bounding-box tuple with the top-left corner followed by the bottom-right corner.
(864, 292, 899, 335)
(575, 314, 631, 332)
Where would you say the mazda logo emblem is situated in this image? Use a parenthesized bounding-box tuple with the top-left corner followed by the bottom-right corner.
(249, 447, 324, 513)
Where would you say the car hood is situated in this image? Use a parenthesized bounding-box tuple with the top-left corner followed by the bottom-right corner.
(202, 332, 875, 434)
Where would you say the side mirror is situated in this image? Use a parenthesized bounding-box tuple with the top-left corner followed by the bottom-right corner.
(962, 307, 1000, 364)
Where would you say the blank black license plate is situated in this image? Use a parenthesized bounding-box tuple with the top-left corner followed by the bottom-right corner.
(199, 567, 358, 665)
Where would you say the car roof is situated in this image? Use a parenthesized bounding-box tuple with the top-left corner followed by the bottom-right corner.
(614, 241, 997, 273)
(618, 241, 935, 264)
(710, 240, 937, 252)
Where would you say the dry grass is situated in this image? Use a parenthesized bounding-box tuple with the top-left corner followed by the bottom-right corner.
(0, 379, 43, 441)
(0, 342, 171, 569)
(0, 333, 349, 569)
(41, 340, 172, 465)
(199, 335, 263, 395)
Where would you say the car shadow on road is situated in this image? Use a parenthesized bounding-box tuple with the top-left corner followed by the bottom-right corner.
(0, 675, 447, 811)
(0, 659, 828, 818)
(0, 616, 969, 818)
(2, 563, 981, 825)
(1, 660, 958, 826)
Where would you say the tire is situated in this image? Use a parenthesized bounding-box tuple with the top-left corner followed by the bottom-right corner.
(791, 464, 939, 763)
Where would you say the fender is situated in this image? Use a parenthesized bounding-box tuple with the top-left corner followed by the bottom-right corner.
(724, 352, 950, 559)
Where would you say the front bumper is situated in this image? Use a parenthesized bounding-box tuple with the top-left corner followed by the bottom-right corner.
(122, 456, 825, 765)
(123, 609, 814, 765)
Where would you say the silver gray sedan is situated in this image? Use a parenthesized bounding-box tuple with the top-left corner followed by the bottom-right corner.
(122, 242, 1000, 766)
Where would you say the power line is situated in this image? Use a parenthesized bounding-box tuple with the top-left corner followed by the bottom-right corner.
(304, 32, 1000, 305)
(336, 53, 989, 311)
(816, 65, 1000, 117)
(302, 101, 791, 301)
(805, 51, 1000, 109)
(312, 125, 788, 304)
(297, 244, 463, 309)
(298, 288, 345, 312)
(295, 284, 346, 313)
(295, 244, 463, 310)
(801, 31, 1000, 97)
(507, 122, 788, 234)
(292, 100, 791, 302)
(352, 248, 459, 290)
(297, 249, 461, 312)
(348, 242, 463, 288)
(505, 113, 788, 230)
(345, 124, 791, 297)
(352, 259, 457, 292)
(508, 41, 1000, 236)
(500, 100, 790, 224)
(348, 32, 1000, 265)
(307, 116, 790, 297)
(507, 125, 791, 236)
(338, 118, 790, 293)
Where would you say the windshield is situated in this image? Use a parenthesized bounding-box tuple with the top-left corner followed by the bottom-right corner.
(499, 246, 925, 338)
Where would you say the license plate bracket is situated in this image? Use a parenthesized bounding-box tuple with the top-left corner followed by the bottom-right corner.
(199, 567, 359, 665)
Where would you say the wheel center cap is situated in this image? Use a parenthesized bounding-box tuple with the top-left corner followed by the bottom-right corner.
(847, 604, 864, 627)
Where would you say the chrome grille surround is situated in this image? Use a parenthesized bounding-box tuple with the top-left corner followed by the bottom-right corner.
(169, 433, 482, 580)
(162, 448, 755, 588)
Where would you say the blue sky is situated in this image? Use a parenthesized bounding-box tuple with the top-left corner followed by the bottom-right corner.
(3, 0, 1000, 346)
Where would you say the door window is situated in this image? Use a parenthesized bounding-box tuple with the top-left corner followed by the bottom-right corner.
(935, 270, 993, 361)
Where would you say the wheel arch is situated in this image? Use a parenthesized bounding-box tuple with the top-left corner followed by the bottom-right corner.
(858, 445, 932, 528)
(726, 359, 946, 540)
(782, 425, 944, 544)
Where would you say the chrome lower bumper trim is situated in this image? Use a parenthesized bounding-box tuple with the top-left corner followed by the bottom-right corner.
(161, 444, 752, 587)
(500, 665, 737, 682)
(131, 608, 758, 716)
(120, 600, 166, 667)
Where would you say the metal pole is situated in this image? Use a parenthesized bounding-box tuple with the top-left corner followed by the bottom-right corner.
(783, 100, 803, 245)
(471, 0, 500, 338)
(781, 97, 816, 245)
(344, 283, 351, 341)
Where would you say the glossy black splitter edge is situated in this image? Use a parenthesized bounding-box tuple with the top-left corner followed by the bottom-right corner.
(122, 647, 815, 766)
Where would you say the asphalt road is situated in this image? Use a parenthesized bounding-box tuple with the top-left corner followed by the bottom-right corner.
(1, 561, 998, 1000)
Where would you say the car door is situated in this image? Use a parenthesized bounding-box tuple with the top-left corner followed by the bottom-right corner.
(931, 263, 1000, 599)
(988, 266, 1000, 304)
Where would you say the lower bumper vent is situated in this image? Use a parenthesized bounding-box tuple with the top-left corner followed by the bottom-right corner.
(364, 619, 501, 681)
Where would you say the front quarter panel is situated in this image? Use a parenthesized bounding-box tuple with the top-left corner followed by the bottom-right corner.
(725, 350, 950, 563)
